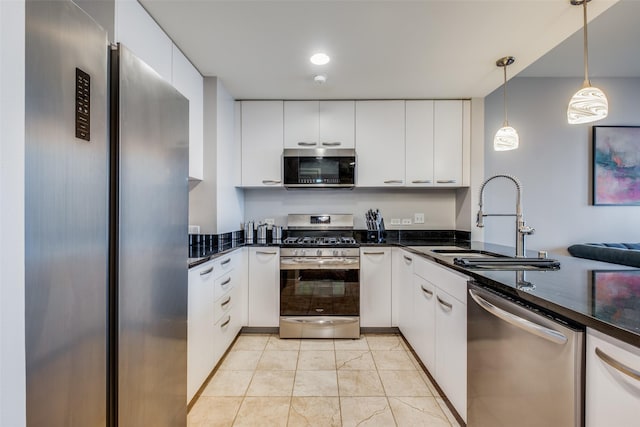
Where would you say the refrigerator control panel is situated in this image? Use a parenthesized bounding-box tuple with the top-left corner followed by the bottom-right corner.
(75, 67, 90, 141)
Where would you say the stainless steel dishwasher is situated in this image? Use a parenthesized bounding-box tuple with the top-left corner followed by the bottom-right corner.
(467, 282, 584, 427)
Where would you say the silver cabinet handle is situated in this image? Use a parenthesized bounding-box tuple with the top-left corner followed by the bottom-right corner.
(437, 296, 453, 311)
(322, 142, 342, 146)
(411, 180, 432, 184)
(436, 179, 457, 184)
(256, 251, 277, 255)
(421, 286, 433, 297)
(220, 258, 231, 266)
(220, 277, 232, 287)
(403, 255, 413, 263)
(221, 297, 231, 309)
(595, 347, 640, 381)
(262, 180, 282, 185)
(220, 316, 231, 328)
(297, 142, 317, 146)
(384, 180, 403, 184)
(468, 288, 567, 345)
(363, 251, 385, 255)
(200, 267, 214, 276)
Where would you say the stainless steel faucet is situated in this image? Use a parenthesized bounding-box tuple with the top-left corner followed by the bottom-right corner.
(477, 174, 534, 257)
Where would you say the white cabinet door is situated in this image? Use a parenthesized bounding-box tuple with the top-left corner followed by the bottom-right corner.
(435, 287, 467, 422)
(433, 100, 463, 186)
(319, 100, 355, 148)
(171, 45, 204, 181)
(413, 274, 436, 373)
(241, 101, 283, 187)
(355, 101, 405, 187)
(586, 328, 640, 427)
(248, 247, 280, 326)
(187, 261, 216, 402)
(393, 249, 414, 332)
(360, 247, 392, 327)
(115, 0, 173, 82)
(284, 101, 319, 148)
(405, 100, 434, 187)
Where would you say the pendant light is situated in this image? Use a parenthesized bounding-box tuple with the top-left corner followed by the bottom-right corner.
(494, 56, 519, 151)
(567, 0, 608, 124)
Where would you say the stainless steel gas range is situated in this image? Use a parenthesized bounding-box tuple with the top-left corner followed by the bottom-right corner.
(279, 214, 360, 339)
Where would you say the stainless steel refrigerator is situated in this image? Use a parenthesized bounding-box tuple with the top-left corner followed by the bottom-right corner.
(25, 1, 188, 425)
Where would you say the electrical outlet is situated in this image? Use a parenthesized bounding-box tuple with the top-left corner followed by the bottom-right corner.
(414, 213, 425, 224)
(264, 218, 275, 225)
(390, 218, 401, 225)
(402, 218, 412, 225)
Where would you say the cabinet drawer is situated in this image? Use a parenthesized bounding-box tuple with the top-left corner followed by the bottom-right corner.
(215, 253, 236, 274)
(213, 287, 235, 324)
(214, 271, 234, 301)
(414, 257, 468, 303)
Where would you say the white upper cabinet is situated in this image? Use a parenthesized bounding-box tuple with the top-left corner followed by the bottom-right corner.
(355, 100, 405, 187)
(433, 100, 464, 186)
(241, 101, 284, 187)
(406, 100, 468, 187)
(319, 101, 355, 148)
(284, 101, 319, 148)
(284, 101, 355, 149)
(171, 46, 204, 181)
(405, 100, 435, 186)
(115, 0, 173, 82)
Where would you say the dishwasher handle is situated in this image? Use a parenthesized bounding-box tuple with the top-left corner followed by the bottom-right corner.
(468, 288, 568, 345)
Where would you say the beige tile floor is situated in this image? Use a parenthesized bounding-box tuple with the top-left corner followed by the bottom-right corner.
(188, 334, 461, 427)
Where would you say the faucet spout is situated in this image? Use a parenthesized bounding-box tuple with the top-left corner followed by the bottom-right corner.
(476, 174, 534, 257)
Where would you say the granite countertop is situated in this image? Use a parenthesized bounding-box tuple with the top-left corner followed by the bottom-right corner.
(400, 241, 640, 348)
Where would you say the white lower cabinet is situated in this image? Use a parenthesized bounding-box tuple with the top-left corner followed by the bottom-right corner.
(248, 247, 280, 327)
(434, 286, 466, 422)
(187, 248, 246, 403)
(397, 251, 467, 422)
(187, 260, 216, 402)
(360, 247, 392, 327)
(586, 328, 640, 427)
(412, 274, 436, 373)
(393, 248, 414, 331)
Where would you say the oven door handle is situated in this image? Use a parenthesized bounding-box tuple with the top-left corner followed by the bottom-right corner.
(280, 257, 360, 270)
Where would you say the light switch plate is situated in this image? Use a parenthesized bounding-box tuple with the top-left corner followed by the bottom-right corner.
(402, 218, 412, 225)
(390, 218, 401, 225)
(264, 218, 275, 225)
(414, 213, 425, 224)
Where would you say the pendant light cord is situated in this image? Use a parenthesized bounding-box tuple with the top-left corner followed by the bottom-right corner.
(503, 65, 509, 126)
(583, 0, 590, 86)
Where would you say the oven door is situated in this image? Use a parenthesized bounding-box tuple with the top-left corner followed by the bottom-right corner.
(280, 258, 359, 317)
(283, 149, 355, 188)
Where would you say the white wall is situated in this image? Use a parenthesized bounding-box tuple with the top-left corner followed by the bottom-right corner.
(189, 78, 244, 233)
(484, 77, 640, 254)
(244, 188, 457, 230)
(216, 83, 244, 232)
(0, 1, 26, 425)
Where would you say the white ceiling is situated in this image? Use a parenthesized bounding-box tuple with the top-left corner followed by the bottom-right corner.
(140, 0, 620, 100)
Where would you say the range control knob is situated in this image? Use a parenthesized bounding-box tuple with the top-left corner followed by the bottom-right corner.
(333, 250, 339, 256)
(316, 249, 322, 256)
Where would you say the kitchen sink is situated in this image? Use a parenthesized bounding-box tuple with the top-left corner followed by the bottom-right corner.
(430, 249, 503, 258)
(453, 257, 561, 270)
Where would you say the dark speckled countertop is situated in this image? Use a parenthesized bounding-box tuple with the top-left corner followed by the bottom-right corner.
(402, 241, 640, 348)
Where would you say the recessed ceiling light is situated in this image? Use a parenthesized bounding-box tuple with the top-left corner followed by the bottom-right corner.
(314, 75, 327, 84)
(310, 53, 330, 65)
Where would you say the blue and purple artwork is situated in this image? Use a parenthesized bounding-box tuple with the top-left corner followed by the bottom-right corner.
(593, 126, 640, 205)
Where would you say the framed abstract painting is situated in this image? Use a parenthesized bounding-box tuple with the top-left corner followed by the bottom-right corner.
(593, 126, 640, 205)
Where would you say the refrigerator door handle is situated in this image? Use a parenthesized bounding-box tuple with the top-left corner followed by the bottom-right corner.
(468, 288, 568, 345)
(595, 347, 640, 381)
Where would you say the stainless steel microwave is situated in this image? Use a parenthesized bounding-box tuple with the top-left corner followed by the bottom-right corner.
(283, 148, 356, 188)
